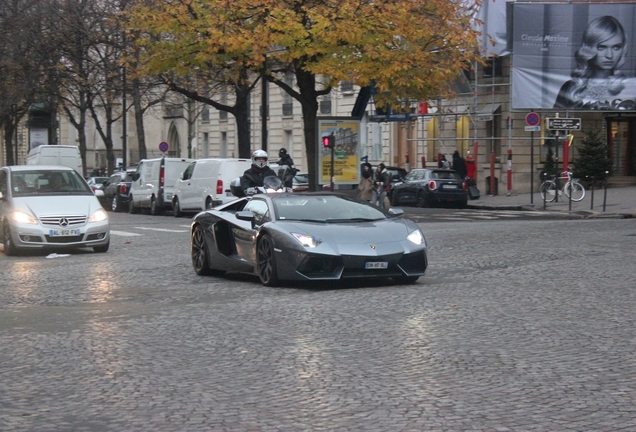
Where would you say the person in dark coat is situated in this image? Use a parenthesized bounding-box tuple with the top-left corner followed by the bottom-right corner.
(240, 149, 278, 194)
(452, 150, 467, 179)
(274, 148, 296, 187)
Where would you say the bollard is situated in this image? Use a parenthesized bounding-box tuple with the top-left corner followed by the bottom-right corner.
(602, 174, 608, 212)
(568, 181, 572, 211)
(590, 180, 595, 211)
(543, 173, 547, 210)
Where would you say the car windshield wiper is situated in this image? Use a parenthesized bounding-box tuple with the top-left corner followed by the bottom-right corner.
(326, 217, 381, 223)
(280, 218, 327, 223)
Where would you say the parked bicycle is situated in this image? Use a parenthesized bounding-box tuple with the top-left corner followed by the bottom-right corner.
(540, 169, 586, 203)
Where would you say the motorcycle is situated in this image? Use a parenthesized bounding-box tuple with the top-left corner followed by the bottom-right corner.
(230, 175, 291, 198)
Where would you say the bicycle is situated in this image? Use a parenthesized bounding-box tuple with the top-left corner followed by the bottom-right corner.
(540, 169, 586, 203)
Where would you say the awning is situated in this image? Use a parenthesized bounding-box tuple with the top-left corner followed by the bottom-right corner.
(475, 103, 501, 121)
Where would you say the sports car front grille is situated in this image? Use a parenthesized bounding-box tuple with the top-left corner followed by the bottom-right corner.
(40, 215, 87, 227)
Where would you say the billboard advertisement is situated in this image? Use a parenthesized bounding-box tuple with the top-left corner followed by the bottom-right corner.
(512, 3, 636, 110)
(317, 118, 360, 186)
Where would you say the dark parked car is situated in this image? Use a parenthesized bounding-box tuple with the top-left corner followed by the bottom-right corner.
(372, 165, 407, 201)
(100, 169, 135, 212)
(391, 168, 468, 208)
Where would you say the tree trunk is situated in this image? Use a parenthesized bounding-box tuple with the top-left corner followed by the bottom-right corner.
(3, 122, 15, 166)
(132, 78, 147, 161)
(295, 69, 319, 191)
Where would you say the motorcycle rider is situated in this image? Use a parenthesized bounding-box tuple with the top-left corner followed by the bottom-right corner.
(274, 148, 296, 188)
(240, 149, 278, 195)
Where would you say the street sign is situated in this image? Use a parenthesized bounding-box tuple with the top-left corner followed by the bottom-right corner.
(159, 141, 169, 152)
(547, 118, 581, 130)
(525, 112, 540, 126)
(525, 125, 541, 132)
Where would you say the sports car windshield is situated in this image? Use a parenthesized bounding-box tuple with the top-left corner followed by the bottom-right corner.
(10, 170, 93, 197)
(273, 195, 388, 223)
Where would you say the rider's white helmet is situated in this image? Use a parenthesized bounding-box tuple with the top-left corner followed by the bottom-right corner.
(252, 149, 268, 168)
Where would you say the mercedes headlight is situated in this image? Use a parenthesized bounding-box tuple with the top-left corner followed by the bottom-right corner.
(89, 209, 108, 223)
(11, 210, 37, 224)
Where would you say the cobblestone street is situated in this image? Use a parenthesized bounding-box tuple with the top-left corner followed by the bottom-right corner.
(1, 213, 636, 431)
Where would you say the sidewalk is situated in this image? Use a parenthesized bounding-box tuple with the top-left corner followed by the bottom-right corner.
(468, 185, 636, 218)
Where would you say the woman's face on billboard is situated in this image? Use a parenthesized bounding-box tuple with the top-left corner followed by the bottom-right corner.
(592, 34, 624, 70)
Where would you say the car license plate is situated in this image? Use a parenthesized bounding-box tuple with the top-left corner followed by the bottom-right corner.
(366, 262, 388, 269)
(49, 229, 81, 237)
(443, 184, 458, 189)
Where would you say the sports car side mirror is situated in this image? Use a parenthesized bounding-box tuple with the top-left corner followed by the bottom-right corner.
(387, 208, 404, 216)
(235, 211, 255, 228)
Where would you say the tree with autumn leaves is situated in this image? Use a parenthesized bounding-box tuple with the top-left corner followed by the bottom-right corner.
(123, 0, 481, 189)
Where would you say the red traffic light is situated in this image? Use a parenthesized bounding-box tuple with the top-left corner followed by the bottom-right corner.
(322, 135, 335, 148)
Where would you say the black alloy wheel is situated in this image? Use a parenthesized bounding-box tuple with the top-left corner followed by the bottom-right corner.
(191, 224, 222, 276)
(416, 191, 429, 208)
(257, 234, 279, 286)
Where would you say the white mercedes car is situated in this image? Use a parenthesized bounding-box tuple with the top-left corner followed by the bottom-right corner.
(0, 165, 110, 255)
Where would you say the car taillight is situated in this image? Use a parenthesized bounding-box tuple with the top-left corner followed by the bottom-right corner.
(216, 179, 223, 195)
(159, 166, 165, 187)
(428, 180, 438, 190)
(463, 181, 468, 191)
(120, 184, 127, 194)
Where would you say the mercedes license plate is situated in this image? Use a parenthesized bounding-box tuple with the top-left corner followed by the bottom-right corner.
(366, 262, 388, 269)
(49, 229, 81, 237)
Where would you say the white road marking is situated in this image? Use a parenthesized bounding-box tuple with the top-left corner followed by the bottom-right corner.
(134, 227, 189, 233)
(110, 230, 142, 237)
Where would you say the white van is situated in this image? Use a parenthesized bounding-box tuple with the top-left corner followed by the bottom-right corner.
(26, 145, 83, 174)
(128, 157, 193, 215)
(172, 158, 251, 216)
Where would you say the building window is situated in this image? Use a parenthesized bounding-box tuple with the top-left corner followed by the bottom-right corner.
(164, 104, 183, 118)
(340, 81, 354, 94)
(219, 110, 227, 120)
(320, 99, 332, 114)
(483, 57, 503, 78)
(202, 106, 210, 123)
(202, 132, 209, 158)
(282, 73, 294, 116)
(282, 103, 294, 117)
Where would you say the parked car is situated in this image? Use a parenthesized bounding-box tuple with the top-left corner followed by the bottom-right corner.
(86, 176, 109, 192)
(190, 192, 427, 286)
(129, 157, 193, 215)
(172, 158, 251, 216)
(291, 172, 309, 192)
(371, 165, 407, 201)
(391, 168, 468, 208)
(100, 169, 135, 212)
(0, 165, 110, 255)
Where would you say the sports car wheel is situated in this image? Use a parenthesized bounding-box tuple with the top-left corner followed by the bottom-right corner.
(257, 234, 279, 286)
(191, 224, 223, 276)
(111, 196, 119, 212)
(173, 198, 182, 218)
(3, 223, 18, 256)
(416, 191, 428, 208)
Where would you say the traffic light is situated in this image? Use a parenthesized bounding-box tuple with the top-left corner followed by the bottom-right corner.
(322, 135, 335, 149)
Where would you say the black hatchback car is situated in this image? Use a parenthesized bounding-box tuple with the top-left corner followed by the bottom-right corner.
(391, 168, 468, 208)
(99, 169, 135, 212)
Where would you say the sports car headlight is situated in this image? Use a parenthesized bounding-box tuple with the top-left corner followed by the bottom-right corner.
(89, 209, 108, 223)
(292, 233, 322, 248)
(407, 229, 426, 246)
(11, 210, 37, 224)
